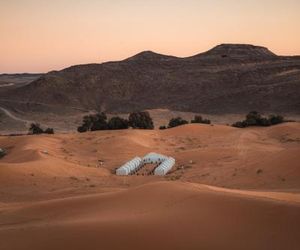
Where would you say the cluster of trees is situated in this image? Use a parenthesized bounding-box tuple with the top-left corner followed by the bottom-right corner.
(77, 111, 154, 133)
(191, 115, 211, 124)
(128, 112, 154, 129)
(160, 115, 211, 129)
(28, 123, 54, 135)
(232, 111, 285, 128)
(167, 117, 189, 128)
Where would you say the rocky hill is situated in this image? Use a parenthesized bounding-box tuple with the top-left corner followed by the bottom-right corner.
(0, 73, 41, 86)
(2, 44, 300, 114)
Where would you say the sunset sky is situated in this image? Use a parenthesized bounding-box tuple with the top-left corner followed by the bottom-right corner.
(1, 0, 300, 73)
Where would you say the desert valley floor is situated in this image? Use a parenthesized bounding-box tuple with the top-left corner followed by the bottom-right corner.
(0, 123, 300, 250)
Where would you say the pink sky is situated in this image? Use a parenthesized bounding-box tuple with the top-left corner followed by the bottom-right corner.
(1, 0, 300, 73)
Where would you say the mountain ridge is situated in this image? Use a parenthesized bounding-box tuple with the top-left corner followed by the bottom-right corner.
(1, 44, 300, 114)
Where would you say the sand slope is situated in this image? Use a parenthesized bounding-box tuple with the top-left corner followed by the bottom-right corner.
(0, 123, 300, 249)
(0, 182, 300, 250)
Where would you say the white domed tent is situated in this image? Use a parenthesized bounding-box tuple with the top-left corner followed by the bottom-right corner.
(154, 157, 175, 176)
(116, 153, 175, 176)
(116, 157, 142, 176)
(142, 152, 169, 164)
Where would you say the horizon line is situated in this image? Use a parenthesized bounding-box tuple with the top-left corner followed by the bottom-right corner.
(1, 43, 300, 74)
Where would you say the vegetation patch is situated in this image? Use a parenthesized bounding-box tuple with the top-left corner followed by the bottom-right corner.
(128, 111, 154, 129)
(191, 115, 211, 124)
(0, 148, 6, 159)
(28, 123, 54, 135)
(77, 111, 154, 132)
(160, 115, 211, 129)
(159, 125, 167, 130)
(168, 117, 189, 128)
(232, 111, 286, 128)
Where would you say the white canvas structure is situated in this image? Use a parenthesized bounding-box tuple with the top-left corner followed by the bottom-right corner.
(154, 157, 175, 176)
(116, 157, 142, 176)
(143, 152, 169, 164)
(116, 153, 175, 176)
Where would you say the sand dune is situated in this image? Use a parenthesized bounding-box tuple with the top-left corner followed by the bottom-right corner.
(0, 182, 300, 250)
(0, 123, 300, 249)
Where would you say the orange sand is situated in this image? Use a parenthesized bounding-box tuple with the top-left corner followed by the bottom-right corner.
(0, 123, 300, 249)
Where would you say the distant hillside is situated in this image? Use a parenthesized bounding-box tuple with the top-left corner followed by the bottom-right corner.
(0, 73, 42, 85)
(2, 44, 300, 114)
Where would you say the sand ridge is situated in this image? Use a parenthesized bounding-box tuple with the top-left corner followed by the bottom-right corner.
(0, 123, 300, 249)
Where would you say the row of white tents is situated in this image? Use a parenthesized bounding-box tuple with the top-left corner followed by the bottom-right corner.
(154, 157, 176, 176)
(115, 157, 143, 176)
(116, 152, 175, 176)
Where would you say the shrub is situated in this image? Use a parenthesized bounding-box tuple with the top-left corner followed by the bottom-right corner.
(191, 115, 211, 124)
(77, 125, 88, 133)
(78, 112, 108, 132)
(0, 148, 6, 159)
(128, 111, 154, 129)
(108, 117, 129, 130)
(77, 113, 133, 132)
(44, 128, 54, 134)
(28, 123, 44, 135)
(81, 115, 93, 130)
(245, 111, 262, 126)
(28, 123, 55, 135)
(159, 125, 167, 130)
(232, 121, 247, 128)
(259, 118, 271, 127)
(168, 117, 189, 128)
(90, 113, 108, 131)
(232, 112, 285, 128)
(269, 114, 284, 125)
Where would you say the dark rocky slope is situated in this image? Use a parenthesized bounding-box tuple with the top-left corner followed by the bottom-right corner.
(2, 44, 300, 114)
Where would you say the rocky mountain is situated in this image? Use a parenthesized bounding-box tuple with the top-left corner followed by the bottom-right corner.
(2, 44, 300, 114)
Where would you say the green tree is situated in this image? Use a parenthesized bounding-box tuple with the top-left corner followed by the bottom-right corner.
(28, 123, 44, 135)
(90, 113, 108, 131)
(168, 117, 188, 128)
(191, 115, 211, 124)
(259, 118, 271, 127)
(245, 111, 262, 126)
(77, 125, 88, 133)
(232, 121, 247, 128)
(108, 117, 129, 130)
(232, 112, 285, 128)
(269, 114, 284, 125)
(77, 113, 108, 132)
(44, 128, 54, 134)
(128, 111, 154, 129)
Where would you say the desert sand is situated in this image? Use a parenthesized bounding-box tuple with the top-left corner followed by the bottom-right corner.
(0, 123, 300, 250)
